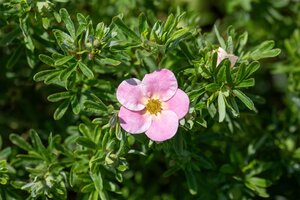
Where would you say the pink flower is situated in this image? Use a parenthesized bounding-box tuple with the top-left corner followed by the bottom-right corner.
(116, 69, 190, 142)
(217, 47, 238, 67)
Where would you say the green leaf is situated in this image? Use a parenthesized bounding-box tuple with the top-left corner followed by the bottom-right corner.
(214, 25, 226, 49)
(54, 55, 74, 66)
(60, 65, 76, 81)
(97, 58, 121, 66)
(138, 13, 149, 37)
(9, 134, 32, 151)
(54, 100, 70, 120)
(33, 69, 61, 82)
(0, 147, 11, 160)
(246, 177, 272, 188)
(233, 89, 257, 112)
(42, 17, 50, 29)
(226, 63, 233, 84)
(77, 13, 87, 26)
(71, 95, 81, 114)
(235, 62, 246, 82)
(53, 29, 75, 50)
(53, 11, 61, 23)
(84, 100, 107, 114)
(60, 8, 76, 39)
(218, 92, 226, 122)
(95, 22, 106, 40)
(113, 17, 141, 42)
(76, 137, 97, 149)
(237, 31, 248, 53)
(205, 83, 220, 92)
(245, 61, 260, 79)
(167, 28, 189, 43)
(29, 129, 51, 162)
(47, 91, 72, 102)
(39, 54, 55, 66)
(216, 61, 228, 82)
(220, 164, 235, 174)
(0, 28, 20, 47)
(81, 183, 95, 193)
(250, 40, 281, 60)
(235, 78, 255, 88)
(79, 123, 92, 138)
(91, 172, 103, 192)
(78, 61, 94, 78)
(185, 167, 198, 195)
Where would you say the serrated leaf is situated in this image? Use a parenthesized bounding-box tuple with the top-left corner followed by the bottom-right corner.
(54, 100, 70, 120)
(78, 61, 94, 78)
(233, 89, 257, 112)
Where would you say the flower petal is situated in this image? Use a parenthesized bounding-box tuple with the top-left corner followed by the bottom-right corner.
(119, 106, 152, 134)
(217, 47, 238, 67)
(116, 78, 145, 111)
(227, 54, 238, 67)
(142, 69, 178, 101)
(145, 110, 178, 142)
(164, 89, 189, 119)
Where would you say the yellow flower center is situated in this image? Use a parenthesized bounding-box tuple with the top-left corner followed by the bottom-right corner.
(146, 99, 162, 115)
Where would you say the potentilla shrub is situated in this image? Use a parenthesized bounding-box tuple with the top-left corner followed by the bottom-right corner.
(4, 1, 300, 199)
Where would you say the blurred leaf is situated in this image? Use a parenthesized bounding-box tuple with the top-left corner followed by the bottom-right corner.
(9, 134, 32, 151)
(250, 41, 281, 60)
(113, 17, 141, 42)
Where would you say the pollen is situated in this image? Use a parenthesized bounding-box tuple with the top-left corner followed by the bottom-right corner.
(146, 99, 162, 115)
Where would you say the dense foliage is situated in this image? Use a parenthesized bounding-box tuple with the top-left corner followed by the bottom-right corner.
(0, 0, 299, 199)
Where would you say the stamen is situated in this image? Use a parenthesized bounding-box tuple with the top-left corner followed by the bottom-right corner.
(146, 99, 162, 115)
